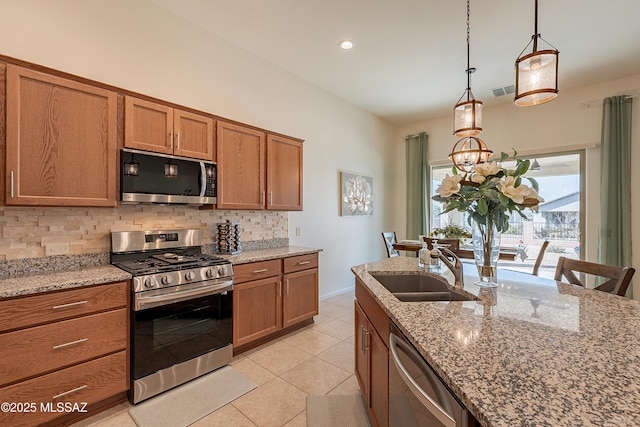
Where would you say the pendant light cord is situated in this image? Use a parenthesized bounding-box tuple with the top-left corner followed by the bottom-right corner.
(466, 0, 471, 96)
(533, 0, 539, 51)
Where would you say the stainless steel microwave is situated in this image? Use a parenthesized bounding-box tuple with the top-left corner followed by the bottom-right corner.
(120, 148, 216, 205)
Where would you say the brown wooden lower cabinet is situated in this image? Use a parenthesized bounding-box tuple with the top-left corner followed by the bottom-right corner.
(233, 276, 283, 347)
(355, 283, 389, 427)
(283, 268, 318, 328)
(0, 351, 127, 427)
(233, 253, 319, 351)
(0, 281, 129, 426)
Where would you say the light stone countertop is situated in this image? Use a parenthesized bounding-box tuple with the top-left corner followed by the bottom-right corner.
(0, 265, 132, 299)
(352, 256, 640, 427)
(0, 246, 321, 300)
(221, 246, 322, 265)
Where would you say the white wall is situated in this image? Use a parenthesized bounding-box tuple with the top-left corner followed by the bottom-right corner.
(394, 74, 640, 298)
(0, 0, 396, 298)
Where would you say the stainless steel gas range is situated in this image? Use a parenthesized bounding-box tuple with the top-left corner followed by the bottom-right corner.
(111, 229, 233, 404)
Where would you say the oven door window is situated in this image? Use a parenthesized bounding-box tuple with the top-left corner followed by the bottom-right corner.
(133, 291, 232, 380)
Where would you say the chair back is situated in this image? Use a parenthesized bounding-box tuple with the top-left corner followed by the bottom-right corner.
(422, 237, 460, 254)
(554, 256, 635, 296)
(382, 232, 400, 258)
(532, 240, 550, 276)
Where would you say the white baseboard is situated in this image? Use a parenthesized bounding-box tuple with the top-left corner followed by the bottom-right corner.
(319, 286, 354, 301)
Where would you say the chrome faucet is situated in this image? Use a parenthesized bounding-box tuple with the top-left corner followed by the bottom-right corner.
(438, 247, 464, 288)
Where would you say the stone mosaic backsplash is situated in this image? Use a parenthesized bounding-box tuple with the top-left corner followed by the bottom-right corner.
(0, 205, 288, 261)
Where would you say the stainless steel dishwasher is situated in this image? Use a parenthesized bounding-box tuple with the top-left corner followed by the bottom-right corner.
(389, 321, 471, 427)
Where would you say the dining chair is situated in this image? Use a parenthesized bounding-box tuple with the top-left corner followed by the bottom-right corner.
(554, 256, 635, 297)
(422, 237, 460, 254)
(531, 240, 550, 276)
(382, 232, 400, 258)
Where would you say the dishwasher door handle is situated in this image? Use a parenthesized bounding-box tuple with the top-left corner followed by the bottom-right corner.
(389, 333, 456, 427)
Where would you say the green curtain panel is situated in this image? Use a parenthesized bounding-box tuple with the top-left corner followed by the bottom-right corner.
(599, 95, 633, 295)
(405, 132, 429, 239)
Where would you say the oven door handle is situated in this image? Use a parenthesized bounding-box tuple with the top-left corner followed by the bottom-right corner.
(135, 281, 233, 311)
(389, 333, 457, 427)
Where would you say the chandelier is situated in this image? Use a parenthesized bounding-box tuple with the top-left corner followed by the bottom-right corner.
(514, 0, 559, 106)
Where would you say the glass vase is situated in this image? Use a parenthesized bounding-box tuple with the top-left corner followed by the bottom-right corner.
(471, 218, 501, 287)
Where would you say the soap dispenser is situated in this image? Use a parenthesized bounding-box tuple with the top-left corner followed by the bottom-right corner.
(428, 239, 442, 272)
(418, 241, 429, 268)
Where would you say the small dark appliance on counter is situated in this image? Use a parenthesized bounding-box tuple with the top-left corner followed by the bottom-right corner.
(214, 220, 241, 254)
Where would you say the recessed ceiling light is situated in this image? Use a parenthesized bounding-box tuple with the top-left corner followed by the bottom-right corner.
(339, 40, 354, 50)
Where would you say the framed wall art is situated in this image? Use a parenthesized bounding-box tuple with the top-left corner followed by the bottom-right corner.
(340, 171, 373, 216)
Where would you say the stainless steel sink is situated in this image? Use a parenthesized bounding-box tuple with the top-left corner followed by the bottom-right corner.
(371, 273, 472, 302)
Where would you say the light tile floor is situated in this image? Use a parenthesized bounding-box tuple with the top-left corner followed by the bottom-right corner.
(72, 290, 359, 427)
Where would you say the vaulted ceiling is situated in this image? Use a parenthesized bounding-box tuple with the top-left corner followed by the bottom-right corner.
(148, 0, 640, 125)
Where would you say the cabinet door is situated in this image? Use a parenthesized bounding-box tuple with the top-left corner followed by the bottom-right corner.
(217, 121, 266, 209)
(233, 276, 282, 347)
(124, 96, 173, 155)
(282, 268, 318, 328)
(369, 327, 389, 427)
(5, 65, 117, 206)
(173, 109, 214, 161)
(354, 302, 370, 404)
(266, 134, 303, 211)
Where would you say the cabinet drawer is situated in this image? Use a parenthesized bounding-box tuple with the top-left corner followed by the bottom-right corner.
(0, 309, 127, 386)
(283, 253, 318, 274)
(0, 351, 127, 427)
(0, 282, 128, 333)
(234, 259, 281, 284)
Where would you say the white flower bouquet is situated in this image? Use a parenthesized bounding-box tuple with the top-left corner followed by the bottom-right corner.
(433, 152, 544, 285)
(432, 152, 544, 232)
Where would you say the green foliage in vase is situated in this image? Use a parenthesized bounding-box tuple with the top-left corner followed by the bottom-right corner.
(429, 224, 472, 239)
(432, 151, 544, 232)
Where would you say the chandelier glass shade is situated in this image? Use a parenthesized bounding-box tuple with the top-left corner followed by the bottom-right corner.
(454, 91, 483, 137)
(449, 136, 493, 173)
(514, 0, 559, 106)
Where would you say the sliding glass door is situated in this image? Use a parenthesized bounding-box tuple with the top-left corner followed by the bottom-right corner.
(430, 152, 584, 278)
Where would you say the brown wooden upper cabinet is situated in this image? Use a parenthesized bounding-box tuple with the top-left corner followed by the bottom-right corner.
(124, 96, 214, 161)
(5, 65, 118, 207)
(267, 134, 303, 211)
(217, 120, 302, 210)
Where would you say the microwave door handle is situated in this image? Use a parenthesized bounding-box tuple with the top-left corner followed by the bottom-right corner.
(199, 162, 207, 197)
(389, 334, 457, 427)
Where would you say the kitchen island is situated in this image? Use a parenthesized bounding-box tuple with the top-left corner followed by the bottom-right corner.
(352, 256, 640, 427)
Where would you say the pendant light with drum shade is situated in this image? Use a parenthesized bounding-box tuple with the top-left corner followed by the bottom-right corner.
(453, 0, 482, 137)
(514, 0, 559, 106)
(450, 0, 492, 172)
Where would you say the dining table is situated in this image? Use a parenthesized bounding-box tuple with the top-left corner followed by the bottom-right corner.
(393, 240, 522, 261)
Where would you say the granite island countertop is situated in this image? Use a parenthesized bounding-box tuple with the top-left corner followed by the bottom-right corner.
(352, 256, 640, 427)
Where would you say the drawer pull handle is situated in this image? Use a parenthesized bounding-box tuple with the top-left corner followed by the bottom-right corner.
(297, 261, 310, 265)
(252, 268, 268, 274)
(53, 338, 88, 350)
(52, 300, 88, 310)
(53, 384, 87, 400)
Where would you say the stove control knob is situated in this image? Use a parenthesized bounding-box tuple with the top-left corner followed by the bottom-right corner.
(206, 268, 216, 278)
(185, 271, 196, 281)
(161, 275, 172, 285)
(143, 278, 153, 288)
